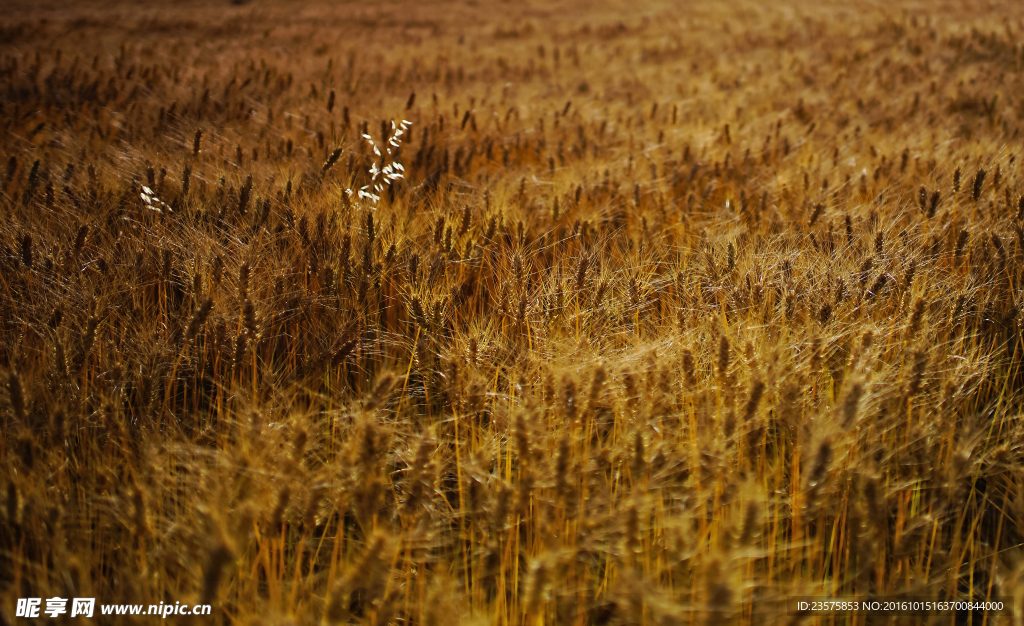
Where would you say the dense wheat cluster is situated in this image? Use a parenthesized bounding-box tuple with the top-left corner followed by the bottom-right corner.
(5, 0, 1024, 623)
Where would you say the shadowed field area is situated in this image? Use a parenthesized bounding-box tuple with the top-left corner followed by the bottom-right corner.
(3, 0, 1024, 624)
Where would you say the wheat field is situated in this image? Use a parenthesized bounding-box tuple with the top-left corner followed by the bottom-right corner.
(3, 0, 1024, 623)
